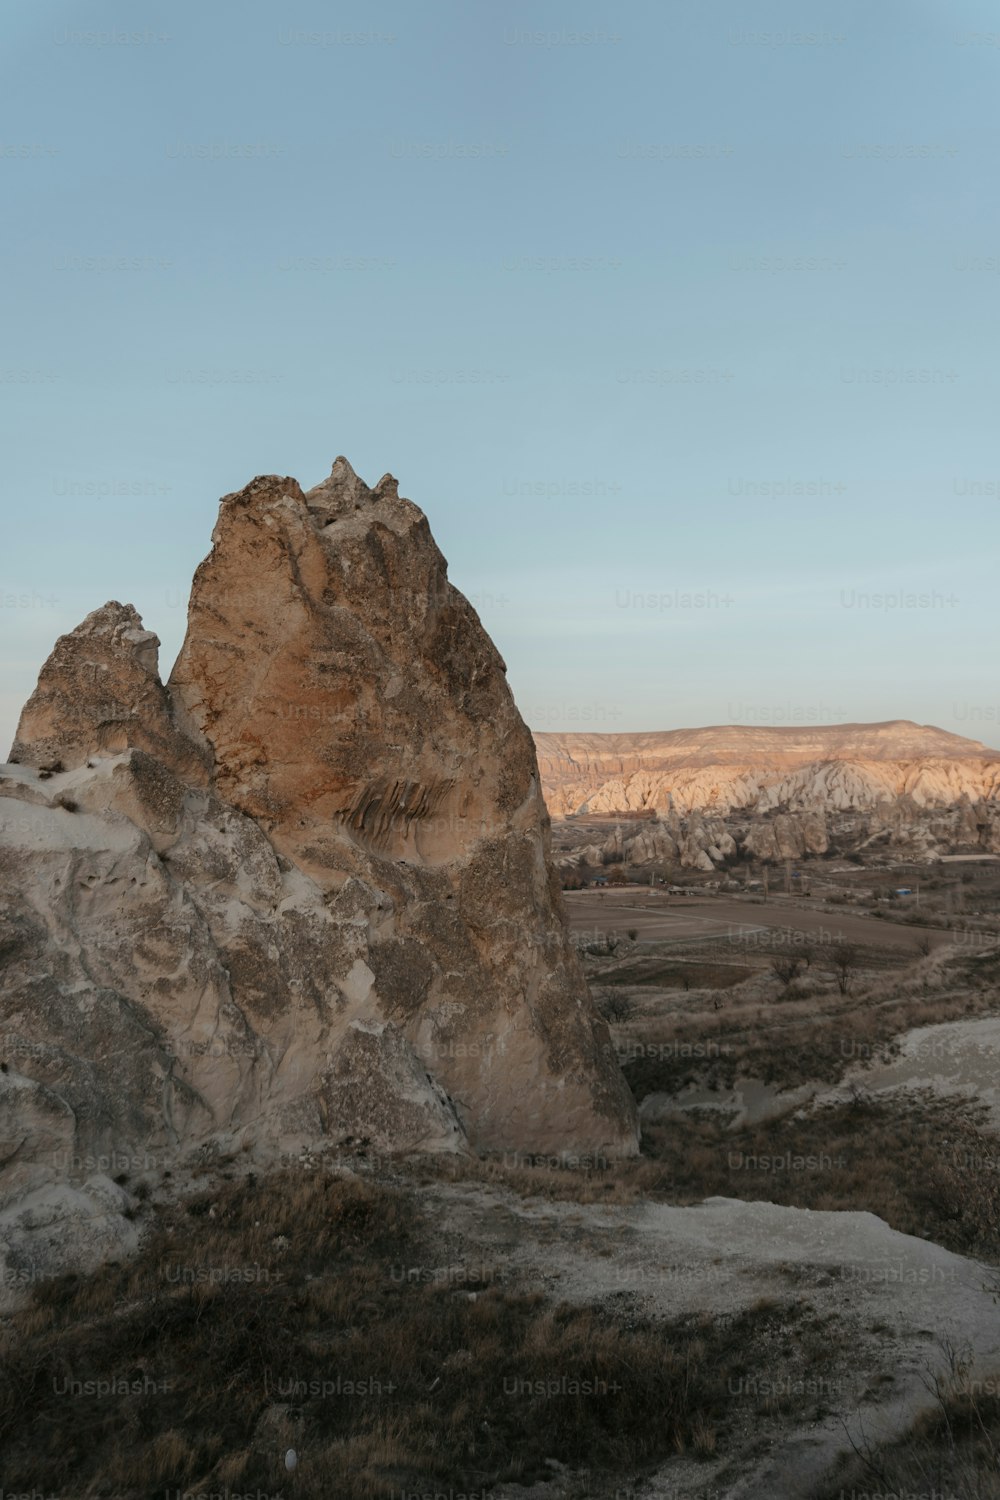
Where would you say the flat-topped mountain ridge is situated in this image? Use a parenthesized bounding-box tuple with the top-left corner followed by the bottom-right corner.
(534, 720, 1000, 819)
(536, 719, 994, 771)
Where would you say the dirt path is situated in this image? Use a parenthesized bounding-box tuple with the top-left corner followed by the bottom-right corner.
(823, 1014, 1000, 1132)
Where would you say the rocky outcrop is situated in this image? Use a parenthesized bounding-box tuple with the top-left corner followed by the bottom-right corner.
(555, 794, 999, 877)
(536, 725, 1000, 820)
(9, 602, 209, 784)
(539, 725, 1000, 873)
(740, 810, 829, 863)
(0, 459, 637, 1245)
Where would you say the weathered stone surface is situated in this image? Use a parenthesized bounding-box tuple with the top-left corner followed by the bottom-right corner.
(166, 460, 636, 1155)
(0, 458, 637, 1245)
(741, 811, 829, 863)
(10, 602, 209, 782)
(0, 1175, 139, 1313)
(320, 1019, 467, 1153)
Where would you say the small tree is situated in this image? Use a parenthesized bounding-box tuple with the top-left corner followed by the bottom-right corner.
(596, 989, 633, 1023)
(832, 944, 859, 995)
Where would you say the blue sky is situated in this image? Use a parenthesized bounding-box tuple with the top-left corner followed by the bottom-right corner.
(3, 0, 998, 750)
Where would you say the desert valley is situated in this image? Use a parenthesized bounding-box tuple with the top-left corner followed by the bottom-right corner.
(1, 462, 999, 1499)
(7, 2, 994, 1493)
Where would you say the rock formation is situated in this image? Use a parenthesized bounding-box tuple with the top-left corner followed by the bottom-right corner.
(0, 458, 637, 1285)
(541, 726, 1000, 875)
(535, 723, 1000, 820)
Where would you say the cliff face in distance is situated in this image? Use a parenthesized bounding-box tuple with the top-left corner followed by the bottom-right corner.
(535, 722, 1000, 819)
(0, 457, 637, 1290)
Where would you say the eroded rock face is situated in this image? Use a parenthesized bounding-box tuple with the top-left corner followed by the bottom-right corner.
(535, 726, 1000, 819)
(542, 725, 1000, 873)
(169, 463, 538, 872)
(741, 811, 829, 863)
(1, 458, 637, 1231)
(9, 602, 209, 784)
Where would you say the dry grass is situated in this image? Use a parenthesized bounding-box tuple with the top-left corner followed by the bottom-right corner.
(817, 1339, 1000, 1500)
(601, 955, 754, 990)
(420, 1090, 1000, 1261)
(612, 943, 1000, 1097)
(641, 1090, 1000, 1260)
(0, 1168, 828, 1499)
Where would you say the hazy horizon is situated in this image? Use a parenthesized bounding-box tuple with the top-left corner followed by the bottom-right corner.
(530, 716, 1000, 747)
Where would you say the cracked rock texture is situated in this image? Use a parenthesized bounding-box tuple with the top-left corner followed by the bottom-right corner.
(1, 458, 636, 1270)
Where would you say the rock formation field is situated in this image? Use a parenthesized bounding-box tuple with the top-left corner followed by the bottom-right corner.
(535, 721, 1000, 817)
(535, 722, 1000, 873)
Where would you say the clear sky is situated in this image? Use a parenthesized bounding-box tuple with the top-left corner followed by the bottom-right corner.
(3, 0, 998, 751)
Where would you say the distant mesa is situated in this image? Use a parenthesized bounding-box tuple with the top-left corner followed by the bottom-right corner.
(534, 720, 1000, 820)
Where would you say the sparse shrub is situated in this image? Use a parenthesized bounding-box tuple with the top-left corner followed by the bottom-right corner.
(771, 954, 803, 989)
(597, 988, 633, 1023)
(831, 944, 859, 995)
(813, 1337, 1000, 1499)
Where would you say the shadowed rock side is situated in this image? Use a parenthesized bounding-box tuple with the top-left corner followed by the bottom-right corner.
(1, 459, 636, 1258)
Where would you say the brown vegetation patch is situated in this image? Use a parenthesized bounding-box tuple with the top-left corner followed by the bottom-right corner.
(0, 1169, 837, 1499)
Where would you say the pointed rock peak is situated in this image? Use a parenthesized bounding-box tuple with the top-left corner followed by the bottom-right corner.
(305, 454, 372, 524)
(9, 601, 208, 780)
(329, 455, 359, 485)
(77, 600, 146, 636)
(373, 473, 399, 501)
(36, 601, 159, 667)
(70, 602, 163, 676)
(220, 475, 307, 515)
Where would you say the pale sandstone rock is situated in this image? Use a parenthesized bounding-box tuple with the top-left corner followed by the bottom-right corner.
(9, 602, 209, 783)
(0, 1175, 139, 1312)
(0, 460, 637, 1242)
(542, 724, 1000, 872)
(165, 462, 636, 1156)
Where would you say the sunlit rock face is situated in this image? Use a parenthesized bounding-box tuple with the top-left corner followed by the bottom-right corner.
(538, 724, 1000, 873)
(535, 722, 1000, 820)
(1, 458, 636, 1263)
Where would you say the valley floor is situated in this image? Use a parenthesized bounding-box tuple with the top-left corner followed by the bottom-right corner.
(4, 919, 1000, 1498)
